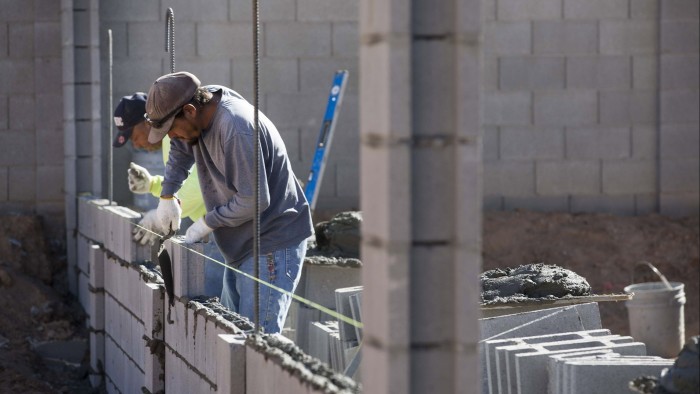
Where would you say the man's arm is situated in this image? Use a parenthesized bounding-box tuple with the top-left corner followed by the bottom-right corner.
(204, 131, 271, 229)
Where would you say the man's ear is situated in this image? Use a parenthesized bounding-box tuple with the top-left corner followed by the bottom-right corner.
(183, 103, 198, 119)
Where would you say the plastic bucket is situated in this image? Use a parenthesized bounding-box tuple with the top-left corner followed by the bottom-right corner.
(624, 281, 685, 358)
(131, 151, 164, 211)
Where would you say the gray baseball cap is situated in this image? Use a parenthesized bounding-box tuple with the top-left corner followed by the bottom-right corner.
(145, 71, 200, 143)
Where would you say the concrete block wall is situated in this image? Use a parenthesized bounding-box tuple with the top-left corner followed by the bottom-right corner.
(0, 0, 65, 236)
(97, 0, 359, 215)
(76, 196, 360, 393)
(482, 0, 700, 216)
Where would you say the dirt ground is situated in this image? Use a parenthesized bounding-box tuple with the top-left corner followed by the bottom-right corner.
(0, 211, 697, 392)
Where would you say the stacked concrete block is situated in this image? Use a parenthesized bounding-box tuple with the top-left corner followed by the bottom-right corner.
(88, 244, 105, 387)
(348, 292, 363, 341)
(483, 329, 611, 394)
(512, 336, 647, 394)
(142, 282, 165, 393)
(308, 321, 337, 365)
(216, 334, 247, 394)
(334, 285, 362, 345)
(548, 349, 618, 394)
(294, 263, 361, 351)
(561, 356, 674, 394)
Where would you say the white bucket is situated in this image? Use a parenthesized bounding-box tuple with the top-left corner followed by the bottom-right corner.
(131, 151, 164, 211)
(624, 281, 685, 358)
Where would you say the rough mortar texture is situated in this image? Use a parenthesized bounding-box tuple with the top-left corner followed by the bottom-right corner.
(480, 263, 592, 302)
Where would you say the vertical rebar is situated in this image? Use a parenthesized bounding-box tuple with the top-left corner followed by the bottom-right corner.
(108, 29, 113, 203)
(165, 8, 175, 73)
(252, 0, 261, 333)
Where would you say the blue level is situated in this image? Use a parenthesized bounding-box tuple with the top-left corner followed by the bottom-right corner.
(304, 70, 349, 210)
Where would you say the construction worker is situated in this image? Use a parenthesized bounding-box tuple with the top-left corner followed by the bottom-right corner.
(144, 71, 313, 334)
(112, 92, 225, 297)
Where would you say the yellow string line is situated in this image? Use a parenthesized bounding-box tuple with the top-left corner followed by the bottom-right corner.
(128, 217, 364, 329)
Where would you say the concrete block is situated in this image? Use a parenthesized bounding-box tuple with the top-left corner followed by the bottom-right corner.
(76, 235, 91, 274)
(9, 95, 35, 130)
(484, 22, 531, 55)
(633, 55, 658, 90)
(482, 126, 499, 161)
(197, 22, 253, 58)
(601, 20, 658, 54)
(88, 246, 105, 330)
(0, 168, 7, 201)
(567, 55, 632, 90)
(298, 0, 357, 21)
(300, 58, 357, 94)
(482, 329, 610, 394)
(0, 96, 6, 129)
(564, 0, 629, 19)
(483, 160, 535, 196)
(230, 0, 296, 21)
(332, 22, 358, 57)
(510, 337, 646, 394)
(566, 127, 631, 160)
(35, 59, 63, 101)
(0, 60, 34, 93)
(497, 0, 561, 20)
(265, 22, 332, 57)
(336, 161, 360, 198)
(632, 124, 657, 159)
(479, 303, 602, 341)
(499, 56, 565, 91)
(661, 20, 699, 53)
(142, 283, 164, 394)
(661, 123, 700, 159)
(533, 21, 598, 54)
(9, 23, 33, 58)
(169, 237, 206, 298)
(349, 292, 363, 342)
(661, 55, 699, 90)
(501, 126, 564, 160)
(534, 91, 597, 126)
(602, 159, 656, 194)
(267, 91, 330, 128)
(0, 132, 34, 166)
(548, 350, 617, 394)
(483, 92, 531, 126)
(78, 272, 90, 313)
(99, 0, 158, 22)
(536, 160, 600, 195)
(567, 359, 674, 394)
(660, 193, 700, 216)
(90, 331, 105, 378)
(334, 286, 362, 344)
(34, 21, 61, 57)
(661, 90, 700, 124)
(570, 194, 636, 215)
(603, 90, 657, 125)
(660, 158, 700, 193)
(295, 305, 323, 353)
(298, 263, 362, 309)
(309, 321, 337, 365)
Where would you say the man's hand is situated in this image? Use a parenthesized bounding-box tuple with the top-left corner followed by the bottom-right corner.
(156, 196, 182, 235)
(128, 162, 152, 194)
(184, 218, 214, 243)
(132, 209, 162, 246)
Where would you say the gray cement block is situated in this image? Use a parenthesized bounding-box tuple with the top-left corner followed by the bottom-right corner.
(349, 292, 363, 342)
(602, 159, 656, 194)
(548, 350, 616, 394)
(99, 0, 158, 22)
(660, 158, 700, 193)
(633, 55, 658, 90)
(298, 0, 357, 22)
(295, 305, 323, 353)
(661, 20, 699, 53)
(567, 55, 631, 90)
(661, 123, 700, 159)
(564, 0, 629, 19)
(298, 264, 361, 309)
(482, 329, 611, 394)
(601, 90, 657, 126)
(501, 126, 564, 160)
(661, 55, 700, 90)
(483, 92, 531, 126)
(198, 22, 253, 58)
(566, 127, 631, 160)
(632, 0, 658, 19)
(8, 166, 36, 201)
(568, 359, 674, 394)
(536, 160, 600, 195)
(570, 195, 636, 215)
(332, 22, 358, 57)
(265, 22, 332, 57)
(335, 286, 363, 344)
(497, 0, 561, 21)
(230, 0, 296, 21)
(216, 334, 246, 394)
(484, 22, 532, 55)
(533, 21, 598, 55)
(601, 20, 657, 55)
(515, 339, 647, 394)
(661, 89, 700, 123)
(534, 91, 597, 126)
(499, 56, 565, 91)
(309, 321, 337, 365)
(0, 132, 35, 166)
(632, 124, 657, 159)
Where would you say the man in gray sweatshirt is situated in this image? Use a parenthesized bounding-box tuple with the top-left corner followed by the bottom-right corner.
(144, 71, 313, 334)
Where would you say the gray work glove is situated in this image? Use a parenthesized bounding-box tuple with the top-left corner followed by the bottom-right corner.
(128, 162, 152, 194)
(156, 196, 182, 235)
(132, 209, 162, 246)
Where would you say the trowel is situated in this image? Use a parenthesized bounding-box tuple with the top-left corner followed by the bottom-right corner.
(155, 230, 176, 307)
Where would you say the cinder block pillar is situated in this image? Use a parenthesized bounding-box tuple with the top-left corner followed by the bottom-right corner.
(359, 0, 482, 392)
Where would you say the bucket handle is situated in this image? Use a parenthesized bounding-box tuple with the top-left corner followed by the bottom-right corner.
(631, 261, 673, 290)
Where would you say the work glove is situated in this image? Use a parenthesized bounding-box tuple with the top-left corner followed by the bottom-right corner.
(184, 217, 214, 244)
(132, 209, 163, 246)
(127, 162, 152, 194)
(156, 196, 182, 235)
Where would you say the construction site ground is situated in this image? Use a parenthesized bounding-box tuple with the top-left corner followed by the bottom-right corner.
(0, 211, 698, 392)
